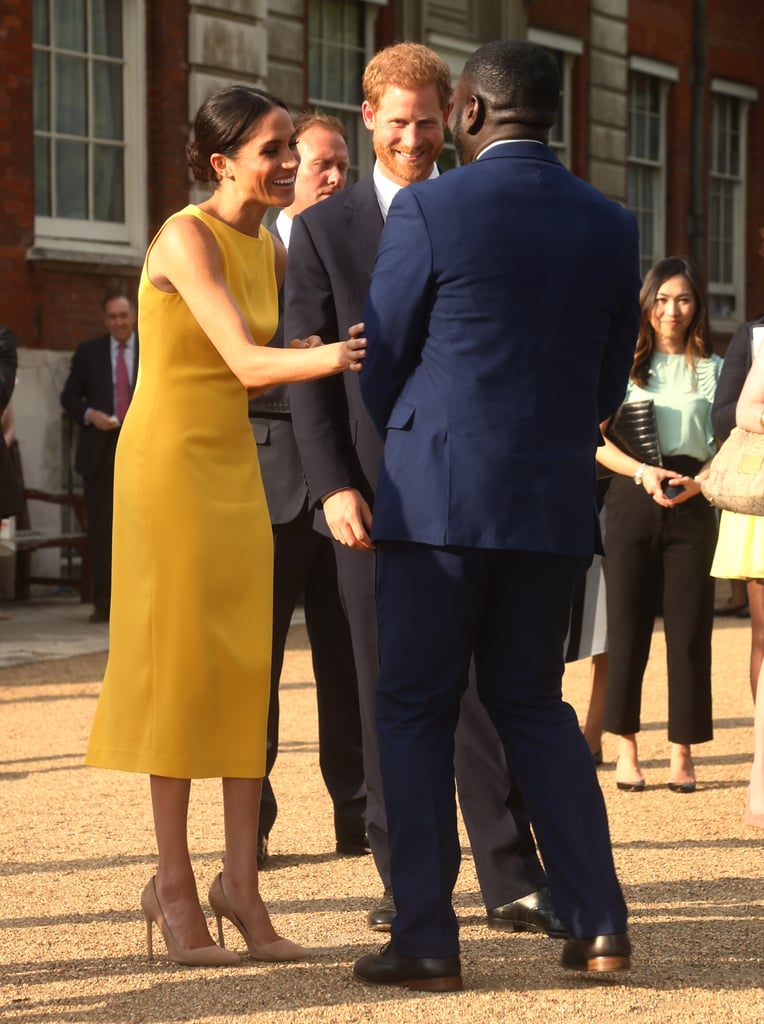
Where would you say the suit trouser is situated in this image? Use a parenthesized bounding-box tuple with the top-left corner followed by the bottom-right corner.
(332, 540, 546, 910)
(83, 440, 117, 611)
(259, 501, 365, 841)
(603, 477, 715, 744)
(374, 541, 627, 958)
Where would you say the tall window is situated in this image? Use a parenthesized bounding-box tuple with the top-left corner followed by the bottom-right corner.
(708, 80, 756, 327)
(626, 60, 676, 277)
(527, 29, 582, 170)
(308, 0, 374, 181)
(33, 0, 145, 255)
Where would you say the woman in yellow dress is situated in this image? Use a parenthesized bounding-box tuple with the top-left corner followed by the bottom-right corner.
(85, 86, 365, 965)
(712, 339, 764, 829)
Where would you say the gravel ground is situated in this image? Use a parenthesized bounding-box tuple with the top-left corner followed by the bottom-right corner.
(1, 601, 762, 1023)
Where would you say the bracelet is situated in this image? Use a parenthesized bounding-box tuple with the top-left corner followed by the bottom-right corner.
(633, 463, 647, 486)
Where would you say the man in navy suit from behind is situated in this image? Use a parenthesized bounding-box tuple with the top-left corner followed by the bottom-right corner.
(287, 42, 565, 944)
(354, 41, 641, 991)
(61, 292, 138, 622)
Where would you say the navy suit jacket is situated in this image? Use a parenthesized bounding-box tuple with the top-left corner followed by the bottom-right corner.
(60, 333, 139, 479)
(361, 142, 641, 557)
(285, 174, 385, 532)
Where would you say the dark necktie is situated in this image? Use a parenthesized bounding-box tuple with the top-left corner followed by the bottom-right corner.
(115, 342, 131, 422)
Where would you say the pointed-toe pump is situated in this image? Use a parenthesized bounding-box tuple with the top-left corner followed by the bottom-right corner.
(208, 872, 308, 962)
(141, 877, 241, 967)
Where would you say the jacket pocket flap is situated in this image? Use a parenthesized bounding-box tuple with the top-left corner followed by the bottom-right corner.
(251, 421, 271, 445)
(386, 403, 415, 430)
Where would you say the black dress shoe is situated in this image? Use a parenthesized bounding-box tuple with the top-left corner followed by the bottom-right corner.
(256, 833, 268, 869)
(367, 888, 395, 931)
(487, 887, 568, 938)
(335, 832, 371, 857)
(560, 932, 631, 972)
(353, 942, 462, 992)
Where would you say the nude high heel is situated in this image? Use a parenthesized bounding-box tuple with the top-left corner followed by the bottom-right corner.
(208, 872, 308, 962)
(141, 877, 241, 966)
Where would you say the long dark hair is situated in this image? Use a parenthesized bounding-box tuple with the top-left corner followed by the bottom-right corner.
(631, 256, 711, 386)
(186, 85, 290, 186)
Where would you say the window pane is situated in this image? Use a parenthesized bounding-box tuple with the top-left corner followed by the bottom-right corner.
(34, 49, 50, 131)
(35, 135, 52, 216)
(54, 0, 86, 52)
(55, 54, 87, 135)
(55, 139, 88, 218)
(92, 60, 123, 139)
(92, 0, 123, 56)
(33, 0, 50, 45)
(92, 145, 124, 221)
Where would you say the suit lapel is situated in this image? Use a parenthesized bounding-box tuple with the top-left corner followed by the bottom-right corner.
(344, 176, 384, 281)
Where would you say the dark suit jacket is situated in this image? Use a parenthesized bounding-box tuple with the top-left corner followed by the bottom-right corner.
(248, 224, 309, 525)
(0, 324, 22, 518)
(60, 333, 139, 479)
(285, 174, 385, 528)
(360, 142, 641, 557)
(711, 315, 764, 442)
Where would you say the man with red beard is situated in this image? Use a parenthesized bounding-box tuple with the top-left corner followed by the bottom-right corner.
(285, 42, 564, 953)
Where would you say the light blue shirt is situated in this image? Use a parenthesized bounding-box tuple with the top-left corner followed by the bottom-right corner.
(624, 352, 723, 461)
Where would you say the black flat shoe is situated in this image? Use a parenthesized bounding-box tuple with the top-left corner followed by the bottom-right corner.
(561, 932, 631, 973)
(592, 748, 603, 766)
(486, 887, 568, 938)
(335, 832, 371, 857)
(667, 780, 696, 793)
(714, 603, 748, 617)
(616, 780, 645, 792)
(353, 942, 462, 991)
(367, 888, 395, 931)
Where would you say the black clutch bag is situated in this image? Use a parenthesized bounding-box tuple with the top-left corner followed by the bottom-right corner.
(606, 399, 663, 467)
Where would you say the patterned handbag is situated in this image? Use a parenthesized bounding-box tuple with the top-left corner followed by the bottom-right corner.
(701, 426, 764, 515)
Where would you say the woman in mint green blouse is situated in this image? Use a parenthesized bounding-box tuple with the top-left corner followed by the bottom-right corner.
(596, 257, 721, 794)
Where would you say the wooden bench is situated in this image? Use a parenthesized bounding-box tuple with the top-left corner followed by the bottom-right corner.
(8, 440, 92, 602)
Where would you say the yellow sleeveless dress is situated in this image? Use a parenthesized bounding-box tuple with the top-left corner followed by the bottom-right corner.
(86, 206, 276, 778)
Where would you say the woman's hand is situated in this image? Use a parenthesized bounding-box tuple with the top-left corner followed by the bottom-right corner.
(287, 323, 366, 372)
(640, 466, 701, 507)
(335, 322, 366, 373)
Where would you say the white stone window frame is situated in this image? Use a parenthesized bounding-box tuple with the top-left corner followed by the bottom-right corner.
(627, 56, 678, 277)
(31, 0, 147, 266)
(527, 28, 583, 170)
(708, 77, 758, 334)
(307, 0, 387, 181)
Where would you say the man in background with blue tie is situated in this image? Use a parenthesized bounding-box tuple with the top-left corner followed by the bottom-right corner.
(61, 291, 139, 623)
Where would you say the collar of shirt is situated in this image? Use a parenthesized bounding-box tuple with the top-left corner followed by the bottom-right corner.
(275, 209, 292, 249)
(110, 333, 135, 353)
(372, 161, 439, 221)
(476, 138, 547, 160)
(110, 332, 136, 381)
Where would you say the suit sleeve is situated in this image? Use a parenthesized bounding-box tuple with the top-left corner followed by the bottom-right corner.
(712, 321, 754, 441)
(60, 343, 91, 425)
(285, 212, 358, 505)
(360, 188, 433, 434)
(0, 325, 18, 413)
(596, 210, 641, 423)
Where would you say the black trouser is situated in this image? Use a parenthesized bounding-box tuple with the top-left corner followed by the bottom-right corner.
(603, 462, 715, 744)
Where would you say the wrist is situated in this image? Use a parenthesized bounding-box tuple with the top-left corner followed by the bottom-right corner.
(633, 462, 647, 487)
